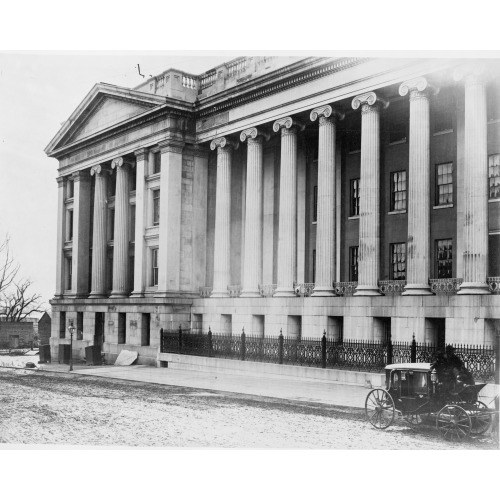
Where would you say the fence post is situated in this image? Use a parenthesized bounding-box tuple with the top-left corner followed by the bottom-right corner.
(387, 339, 393, 366)
(178, 324, 183, 354)
(241, 327, 246, 361)
(322, 330, 327, 369)
(208, 326, 213, 358)
(411, 333, 416, 363)
(278, 329, 284, 365)
(160, 328, 163, 352)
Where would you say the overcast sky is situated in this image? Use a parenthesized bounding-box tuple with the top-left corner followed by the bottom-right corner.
(0, 53, 231, 309)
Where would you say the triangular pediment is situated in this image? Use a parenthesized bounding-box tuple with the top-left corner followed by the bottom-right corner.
(45, 83, 166, 155)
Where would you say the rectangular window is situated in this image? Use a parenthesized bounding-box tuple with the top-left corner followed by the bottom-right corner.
(67, 210, 74, 241)
(153, 189, 160, 226)
(153, 152, 161, 174)
(436, 239, 453, 279)
(436, 162, 453, 205)
(108, 209, 115, 240)
(349, 246, 359, 282)
(130, 205, 136, 242)
(108, 171, 116, 197)
(65, 255, 72, 290)
(151, 248, 159, 286)
(129, 169, 136, 192)
(142, 313, 151, 346)
(118, 313, 126, 344)
(66, 179, 74, 199)
(313, 185, 318, 222)
(350, 179, 360, 216)
(489, 154, 500, 199)
(59, 312, 66, 339)
(390, 171, 407, 211)
(390, 243, 406, 280)
(76, 312, 84, 340)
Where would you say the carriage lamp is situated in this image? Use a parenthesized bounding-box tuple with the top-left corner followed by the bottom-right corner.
(430, 368, 437, 383)
(67, 323, 75, 372)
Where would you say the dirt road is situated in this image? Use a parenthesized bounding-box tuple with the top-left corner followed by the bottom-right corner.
(0, 368, 496, 449)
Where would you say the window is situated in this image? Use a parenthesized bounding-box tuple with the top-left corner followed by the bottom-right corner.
(350, 179, 360, 216)
(313, 185, 318, 222)
(349, 246, 359, 282)
(151, 248, 159, 286)
(142, 313, 151, 346)
(390, 243, 406, 280)
(59, 312, 66, 339)
(436, 239, 453, 279)
(108, 209, 115, 240)
(436, 162, 453, 205)
(489, 154, 500, 199)
(390, 171, 407, 211)
(130, 205, 136, 242)
(153, 152, 161, 174)
(65, 255, 72, 290)
(129, 169, 136, 192)
(108, 171, 116, 197)
(76, 312, 84, 340)
(152, 189, 160, 226)
(66, 179, 74, 199)
(66, 210, 73, 241)
(118, 313, 126, 344)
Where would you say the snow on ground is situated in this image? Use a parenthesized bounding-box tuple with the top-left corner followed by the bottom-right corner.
(0, 354, 40, 369)
(0, 368, 496, 449)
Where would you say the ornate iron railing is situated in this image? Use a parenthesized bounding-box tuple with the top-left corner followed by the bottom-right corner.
(160, 328, 496, 381)
(199, 287, 212, 297)
(334, 281, 358, 296)
(487, 277, 500, 294)
(379, 280, 406, 295)
(259, 284, 277, 297)
(429, 278, 463, 294)
(293, 283, 315, 297)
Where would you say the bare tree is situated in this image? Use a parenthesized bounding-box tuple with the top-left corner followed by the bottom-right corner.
(1, 279, 44, 322)
(0, 236, 20, 295)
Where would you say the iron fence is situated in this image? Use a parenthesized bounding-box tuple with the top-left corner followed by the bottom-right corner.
(160, 328, 497, 381)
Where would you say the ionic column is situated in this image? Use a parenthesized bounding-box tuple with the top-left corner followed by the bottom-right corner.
(71, 170, 91, 297)
(352, 92, 389, 296)
(455, 67, 490, 294)
(54, 177, 66, 298)
(240, 127, 269, 297)
(110, 157, 130, 297)
(273, 117, 305, 297)
(89, 165, 108, 297)
(211, 137, 238, 297)
(399, 77, 436, 296)
(131, 149, 147, 297)
(310, 105, 344, 296)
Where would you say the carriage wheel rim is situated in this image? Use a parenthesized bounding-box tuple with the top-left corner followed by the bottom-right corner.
(365, 389, 395, 429)
(437, 405, 471, 441)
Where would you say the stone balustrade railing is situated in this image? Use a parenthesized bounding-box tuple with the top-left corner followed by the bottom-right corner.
(334, 281, 358, 296)
(487, 277, 500, 294)
(293, 283, 315, 297)
(182, 75, 197, 89)
(379, 280, 407, 295)
(227, 58, 247, 78)
(259, 284, 277, 297)
(429, 278, 463, 295)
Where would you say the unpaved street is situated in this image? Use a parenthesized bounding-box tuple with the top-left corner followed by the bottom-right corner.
(0, 368, 496, 449)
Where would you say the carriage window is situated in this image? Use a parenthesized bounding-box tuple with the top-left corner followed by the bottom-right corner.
(414, 372, 428, 394)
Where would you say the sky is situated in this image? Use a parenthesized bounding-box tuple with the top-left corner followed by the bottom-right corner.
(0, 53, 231, 310)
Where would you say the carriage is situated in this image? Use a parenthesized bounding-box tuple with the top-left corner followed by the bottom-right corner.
(365, 362, 494, 441)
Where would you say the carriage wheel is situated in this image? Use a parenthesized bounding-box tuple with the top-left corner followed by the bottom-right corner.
(436, 405, 471, 441)
(469, 401, 492, 435)
(365, 389, 395, 429)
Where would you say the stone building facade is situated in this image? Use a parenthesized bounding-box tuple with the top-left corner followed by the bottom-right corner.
(45, 56, 500, 366)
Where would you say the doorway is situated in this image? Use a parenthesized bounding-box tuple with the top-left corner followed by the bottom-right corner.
(94, 312, 105, 348)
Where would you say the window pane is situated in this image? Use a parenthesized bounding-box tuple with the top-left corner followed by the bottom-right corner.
(436, 162, 453, 205)
(350, 246, 359, 281)
(391, 171, 407, 211)
(391, 243, 406, 280)
(351, 179, 360, 216)
(436, 239, 453, 278)
(489, 154, 500, 199)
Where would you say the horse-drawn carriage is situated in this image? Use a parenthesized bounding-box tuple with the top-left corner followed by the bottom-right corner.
(365, 361, 494, 441)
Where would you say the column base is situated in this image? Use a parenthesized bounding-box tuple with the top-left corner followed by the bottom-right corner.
(154, 290, 181, 298)
(457, 282, 491, 295)
(240, 289, 262, 298)
(211, 290, 229, 298)
(273, 287, 295, 297)
(109, 291, 129, 298)
(89, 292, 107, 299)
(353, 285, 381, 296)
(129, 291, 144, 298)
(402, 284, 433, 296)
(311, 286, 335, 297)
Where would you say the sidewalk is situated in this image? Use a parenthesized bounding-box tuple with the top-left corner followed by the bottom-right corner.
(38, 362, 370, 409)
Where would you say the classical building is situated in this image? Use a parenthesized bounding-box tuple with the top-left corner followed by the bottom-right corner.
(45, 56, 500, 366)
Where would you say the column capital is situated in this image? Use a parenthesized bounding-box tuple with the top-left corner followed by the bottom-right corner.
(110, 157, 132, 170)
(134, 148, 148, 161)
(158, 139, 185, 154)
(90, 164, 110, 176)
(240, 127, 270, 143)
(272, 117, 305, 134)
(352, 91, 389, 112)
(399, 77, 438, 98)
(210, 136, 239, 151)
(56, 176, 65, 186)
(310, 104, 345, 123)
(453, 63, 490, 86)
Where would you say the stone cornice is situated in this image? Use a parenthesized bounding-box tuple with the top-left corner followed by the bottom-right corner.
(272, 117, 305, 133)
(134, 148, 148, 161)
(71, 170, 91, 181)
(399, 77, 438, 98)
(240, 127, 270, 143)
(210, 136, 239, 151)
(158, 139, 185, 154)
(352, 91, 389, 111)
(310, 104, 345, 123)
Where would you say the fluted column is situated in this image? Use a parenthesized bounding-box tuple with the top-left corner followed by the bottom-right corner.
(54, 177, 66, 298)
(211, 137, 238, 297)
(352, 92, 388, 296)
(310, 105, 344, 296)
(239, 128, 269, 297)
(89, 165, 108, 297)
(454, 67, 490, 294)
(273, 117, 305, 297)
(110, 157, 130, 297)
(400, 77, 436, 295)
